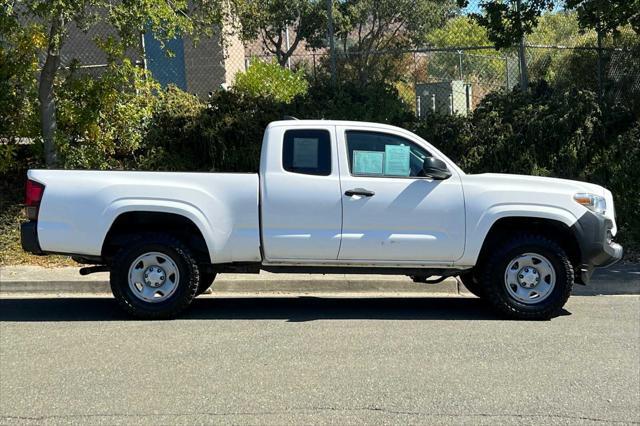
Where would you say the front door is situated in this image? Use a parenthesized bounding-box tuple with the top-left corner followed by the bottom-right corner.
(337, 127, 465, 263)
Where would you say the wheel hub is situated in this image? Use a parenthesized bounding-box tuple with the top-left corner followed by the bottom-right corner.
(517, 266, 540, 289)
(143, 266, 166, 288)
(504, 253, 556, 305)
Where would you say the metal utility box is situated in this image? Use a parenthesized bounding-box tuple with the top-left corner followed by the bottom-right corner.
(416, 81, 473, 117)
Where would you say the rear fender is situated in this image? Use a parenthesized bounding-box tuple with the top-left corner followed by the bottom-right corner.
(101, 199, 219, 263)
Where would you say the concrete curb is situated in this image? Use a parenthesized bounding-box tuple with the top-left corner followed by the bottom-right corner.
(1, 265, 638, 296)
(0, 266, 464, 294)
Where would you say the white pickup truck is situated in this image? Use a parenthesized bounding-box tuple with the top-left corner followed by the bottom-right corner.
(21, 120, 622, 319)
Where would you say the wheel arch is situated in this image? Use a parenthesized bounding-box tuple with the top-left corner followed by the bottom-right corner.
(476, 216, 581, 272)
(101, 211, 211, 264)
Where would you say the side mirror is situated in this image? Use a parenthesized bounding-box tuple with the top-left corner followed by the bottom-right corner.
(422, 157, 452, 180)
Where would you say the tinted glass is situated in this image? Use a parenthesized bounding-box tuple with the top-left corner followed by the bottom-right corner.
(282, 129, 332, 176)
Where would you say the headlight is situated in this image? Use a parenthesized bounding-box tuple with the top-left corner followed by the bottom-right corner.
(574, 193, 607, 215)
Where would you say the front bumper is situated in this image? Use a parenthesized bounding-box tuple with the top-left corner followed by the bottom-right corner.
(572, 211, 623, 284)
(21, 221, 44, 255)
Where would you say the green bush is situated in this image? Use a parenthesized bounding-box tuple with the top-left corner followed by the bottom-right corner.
(233, 60, 308, 102)
(200, 90, 283, 172)
(292, 79, 415, 125)
(0, 17, 44, 174)
(411, 112, 472, 165)
(586, 122, 640, 248)
(55, 60, 159, 170)
(140, 87, 284, 173)
(413, 82, 639, 251)
(137, 86, 208, 171)
(141, 79, 415, 173)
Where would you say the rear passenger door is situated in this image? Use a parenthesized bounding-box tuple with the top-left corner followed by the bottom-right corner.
(260, 125, 343, 261)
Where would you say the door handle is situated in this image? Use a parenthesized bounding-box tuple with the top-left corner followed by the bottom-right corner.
(345, 188, 375, 197)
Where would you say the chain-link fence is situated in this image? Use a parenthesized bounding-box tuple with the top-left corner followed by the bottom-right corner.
(246, 40, 638, 116)
(526, 43, 640, 108)
(50, 6, 638, 115)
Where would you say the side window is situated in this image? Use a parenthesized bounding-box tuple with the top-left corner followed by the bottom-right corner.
(346, 131, 431, 178)
(282, 129, 332, 176)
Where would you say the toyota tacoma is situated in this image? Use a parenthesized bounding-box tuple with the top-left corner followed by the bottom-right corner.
(21, 120, 623, 319)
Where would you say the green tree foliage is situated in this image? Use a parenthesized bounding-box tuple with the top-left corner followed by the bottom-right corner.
(427, 15, 493, 47)
(565, 0, 640, 35)
(461, 0, 555, 49)
(462, 0, 639, 49)
(55, 59, 159, 170)
(525, 11, 583, 82)
(425, 17, 505, 83)
(139, 88, 281, 173)
(526, 11, 582, 45)
(334, 0, 456, 83)
(1, 0, 225, 167)
(233, 60, 309, 102)
(526, 24, 640, 113)
(587, 121, 640, 246)
(0, 12, 44, 173)
(232, 0, 327, 67)
(423, 12, 585, 87)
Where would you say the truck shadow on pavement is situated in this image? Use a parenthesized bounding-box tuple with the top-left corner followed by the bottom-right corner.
(0, 296, 570, 322)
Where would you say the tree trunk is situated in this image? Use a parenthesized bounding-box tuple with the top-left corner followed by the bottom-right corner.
(276, 51, 288, 67)
(39, 15, 64, 168)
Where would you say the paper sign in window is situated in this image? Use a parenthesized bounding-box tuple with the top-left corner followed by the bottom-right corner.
(384, 145, 410, 176)
(353, 150, 384, 175)
(292, 138, 318, 168)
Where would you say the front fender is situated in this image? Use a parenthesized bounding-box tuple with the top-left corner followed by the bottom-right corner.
(456, 203, 579, 266)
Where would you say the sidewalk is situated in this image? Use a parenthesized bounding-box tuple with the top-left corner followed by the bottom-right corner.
(1, 264, 638, 295)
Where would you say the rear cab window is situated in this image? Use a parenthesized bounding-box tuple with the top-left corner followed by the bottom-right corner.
(282, 129, 332, 176)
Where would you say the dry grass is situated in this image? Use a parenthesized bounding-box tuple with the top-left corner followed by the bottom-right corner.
(0, 203, 76, 267)
(1, 171, 76, 267)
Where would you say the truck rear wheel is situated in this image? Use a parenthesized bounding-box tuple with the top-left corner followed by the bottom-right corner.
(481, 233, 573, 320)
(110, 233, 200, 319)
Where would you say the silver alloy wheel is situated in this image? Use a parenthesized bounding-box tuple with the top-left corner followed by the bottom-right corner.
(128, 252, 180, 303)
(504, 252, 556, 304)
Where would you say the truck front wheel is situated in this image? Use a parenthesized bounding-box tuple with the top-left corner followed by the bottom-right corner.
(196, 271, 217, 296)
(110, 233, 200, 319)
(481, 234, 573, 320)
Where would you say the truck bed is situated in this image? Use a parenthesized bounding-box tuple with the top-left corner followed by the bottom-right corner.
(28, 170, 261, 263)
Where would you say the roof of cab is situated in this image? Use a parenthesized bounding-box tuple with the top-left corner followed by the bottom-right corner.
(267, 119, 404, 132)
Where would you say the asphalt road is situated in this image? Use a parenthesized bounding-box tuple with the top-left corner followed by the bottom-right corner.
(1, 295, 638, 425)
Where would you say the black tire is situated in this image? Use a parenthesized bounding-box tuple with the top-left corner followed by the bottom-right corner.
(110, 233, 200, 319)
(481, 233, 573, 320)
(458, 271, 485, 298)
(196, 271, 217, 296)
